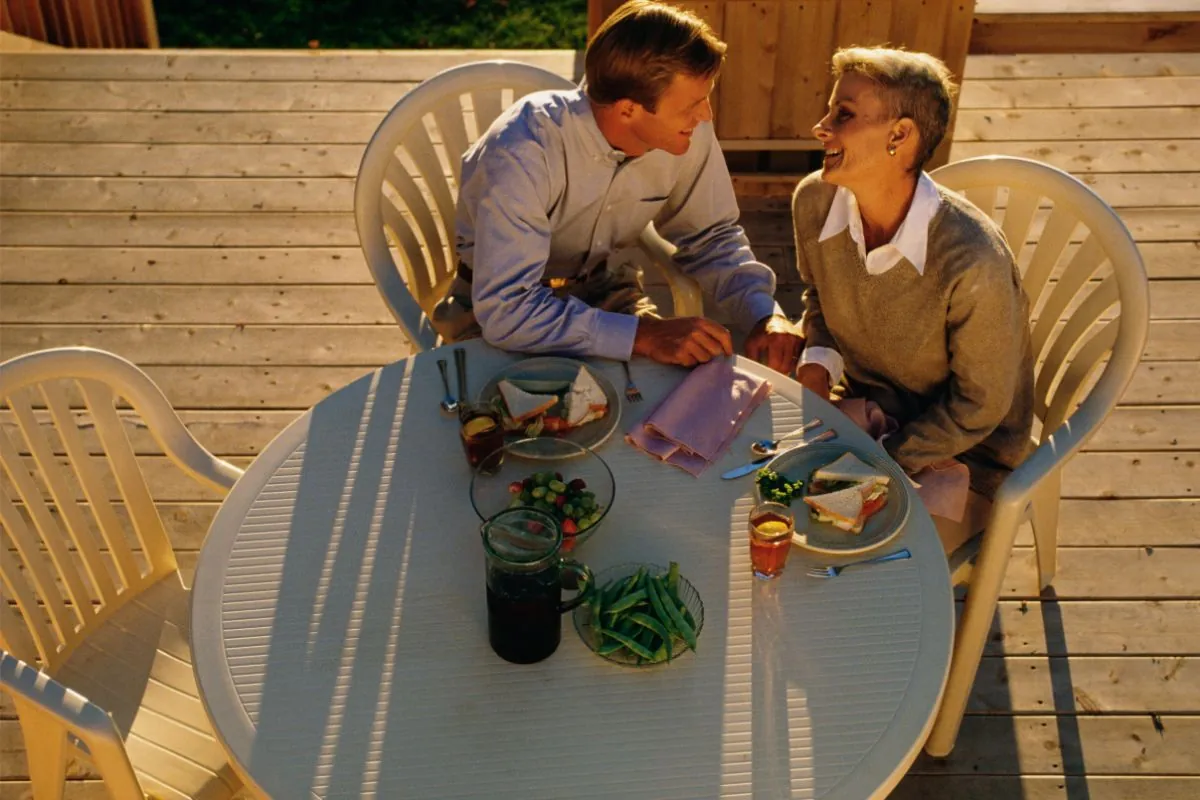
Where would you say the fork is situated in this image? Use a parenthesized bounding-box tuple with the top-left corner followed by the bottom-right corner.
(806, 548, 911, 579)
(621, 361, 643, 403)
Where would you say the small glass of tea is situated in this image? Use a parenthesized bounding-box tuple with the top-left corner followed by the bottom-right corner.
(459, 403, 504, 475)
(749, 501, 795, 580)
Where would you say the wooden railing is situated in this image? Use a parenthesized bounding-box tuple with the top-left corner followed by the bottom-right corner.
(0, 0, 158, 48)
(587, 0, 976, 167)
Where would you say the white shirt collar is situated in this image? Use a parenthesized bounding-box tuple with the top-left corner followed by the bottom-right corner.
(818, 172, 942, 276)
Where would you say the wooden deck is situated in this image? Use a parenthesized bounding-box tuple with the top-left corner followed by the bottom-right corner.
(0, 48, 1197, 799)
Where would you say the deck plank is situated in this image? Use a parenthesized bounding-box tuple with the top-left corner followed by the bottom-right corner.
(0, 48, 1196, 797)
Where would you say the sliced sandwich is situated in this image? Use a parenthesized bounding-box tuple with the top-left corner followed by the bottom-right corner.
(497, 379, 557, 425)
(803, 484, 867, 534)
(811, 450, 888, 489)
(804, 451, 891, 534)
(564, 366, 609, 427)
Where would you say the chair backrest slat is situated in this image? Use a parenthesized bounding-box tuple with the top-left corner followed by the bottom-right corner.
(1036, 274, 1119, 412)
(38, 381, 123, 602)
(431, 96, 470, 187)
(964, 184, 998, 219)
(404, 126, 458, 250)
(1030, 234, 1107, 363)
(0, 600, 40, 664)
(1021, 205, 1078, 313)
(1000, 187, 1040, 264)
(381, 200, 436, 306)
(2, 394, 92, 615)
(470, 88, 505, 137)
(0, 516, 61, 664)
(1043, 319, 1119, 436)
(0, 470, 77, 646)
(78, 379, 175, 580)
(385, 155, 449, 300)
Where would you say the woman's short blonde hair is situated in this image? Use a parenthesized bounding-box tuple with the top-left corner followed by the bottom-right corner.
(586, 0, 726, 112)
(831, 46, 958, 171)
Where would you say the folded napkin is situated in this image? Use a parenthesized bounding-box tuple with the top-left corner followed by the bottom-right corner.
(626, 358, 771, 476)
(838, 397, 971, 522)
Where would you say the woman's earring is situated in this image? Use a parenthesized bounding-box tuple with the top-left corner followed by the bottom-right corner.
(887, 146, 897, 156)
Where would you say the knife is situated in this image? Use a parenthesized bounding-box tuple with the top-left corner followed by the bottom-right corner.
(720, 429, 838, 479)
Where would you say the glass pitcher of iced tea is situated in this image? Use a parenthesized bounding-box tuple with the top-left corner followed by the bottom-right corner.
(481, 507, 593, 664)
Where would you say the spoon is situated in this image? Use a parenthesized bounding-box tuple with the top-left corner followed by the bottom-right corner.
(437, 359, 458, 415)
(751, 418, 824, 456)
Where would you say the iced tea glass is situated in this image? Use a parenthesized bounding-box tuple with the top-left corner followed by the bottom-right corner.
(459, 402, 504, 475)
(749, 501, 795, 580)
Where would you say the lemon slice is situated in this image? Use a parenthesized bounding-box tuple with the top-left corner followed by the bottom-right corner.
(755, 520, 791, 535)
(463, 417, 497, 437)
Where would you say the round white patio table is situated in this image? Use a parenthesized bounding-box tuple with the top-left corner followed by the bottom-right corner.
(192, 339, 953, 800)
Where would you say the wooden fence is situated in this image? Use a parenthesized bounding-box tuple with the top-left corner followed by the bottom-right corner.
(0, 0, 158, 48)
(588, 0, 977, 167)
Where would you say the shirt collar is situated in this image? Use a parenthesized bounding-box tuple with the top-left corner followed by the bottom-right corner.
(818, 172, 942, 275)
(570, 86, 628, 167)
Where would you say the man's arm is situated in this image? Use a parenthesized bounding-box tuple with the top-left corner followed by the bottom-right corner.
(652, 124, 781, 330)
(466, 147, 638, 360)
(884, 260, 1027, 473)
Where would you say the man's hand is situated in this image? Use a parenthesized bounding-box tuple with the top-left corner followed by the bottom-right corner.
(744, 315, 803, 375)
(795, 362, 832, 400)
(632, 317, 733, 367)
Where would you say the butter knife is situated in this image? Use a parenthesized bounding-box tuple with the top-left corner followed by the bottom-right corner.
(720, 429, 838, 479)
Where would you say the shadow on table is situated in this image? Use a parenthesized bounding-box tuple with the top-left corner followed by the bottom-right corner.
(242, 355, 736, 797)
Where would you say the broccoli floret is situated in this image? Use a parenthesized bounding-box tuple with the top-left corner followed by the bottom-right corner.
(755, 467, 804, 505)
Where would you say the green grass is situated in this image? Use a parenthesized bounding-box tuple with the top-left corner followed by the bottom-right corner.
(156, 0, 588, 49)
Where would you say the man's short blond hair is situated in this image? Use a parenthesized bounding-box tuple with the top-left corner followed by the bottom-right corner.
(831, 47, 958, 171)
(586, 0, 726, 112)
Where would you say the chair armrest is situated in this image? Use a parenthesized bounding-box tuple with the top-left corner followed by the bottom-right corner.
(0, 652, 144, 797)
(637, 224, 703, 317)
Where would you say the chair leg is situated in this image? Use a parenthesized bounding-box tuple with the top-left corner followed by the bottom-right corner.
(1029, 471, 1061, 591)
(925, 499, 1024, 758)
(13, 700, 68, 800)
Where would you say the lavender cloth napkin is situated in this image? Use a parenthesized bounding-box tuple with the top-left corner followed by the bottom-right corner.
(625, 358, 771, 476)
(838, 397, 971, 522)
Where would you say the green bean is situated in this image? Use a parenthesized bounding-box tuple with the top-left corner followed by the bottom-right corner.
(597, 640, 625, 656)
(627, 612, 671, 644)
(605, 588, 647, 616)
(667, 561, 680, 595)
(602, 629, 656, 661)
(651, 576, 697, 651)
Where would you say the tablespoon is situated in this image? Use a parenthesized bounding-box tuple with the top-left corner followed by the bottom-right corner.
(751, 418, 823, 456)
(437, 359, 458, 416)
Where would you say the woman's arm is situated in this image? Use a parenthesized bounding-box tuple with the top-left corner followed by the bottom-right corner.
(884, 257, 1027, 473)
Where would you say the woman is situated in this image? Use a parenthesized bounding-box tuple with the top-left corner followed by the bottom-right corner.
(791, 47, 1034, 552)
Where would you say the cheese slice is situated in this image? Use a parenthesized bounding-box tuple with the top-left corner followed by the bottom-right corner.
(565, 366, 608, 427)
(497, 380, 557, 424)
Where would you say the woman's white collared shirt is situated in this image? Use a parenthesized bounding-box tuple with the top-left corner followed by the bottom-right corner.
(801, 172, 942, 385)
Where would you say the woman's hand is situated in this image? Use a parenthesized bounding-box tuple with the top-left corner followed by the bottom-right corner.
(795, 363, 832, 400)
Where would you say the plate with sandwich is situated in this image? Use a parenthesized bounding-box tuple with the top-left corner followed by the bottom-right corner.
(478, 357, 621, 458)
(756, 443, 910, 556)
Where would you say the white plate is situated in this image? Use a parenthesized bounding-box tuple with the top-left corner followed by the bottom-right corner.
(756, 442, 911, 556)
(477, 357, 622, 458)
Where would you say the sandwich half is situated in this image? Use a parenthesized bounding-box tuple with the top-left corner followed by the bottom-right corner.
(565, 366, 609, 427)
(497, 380, 557, 424)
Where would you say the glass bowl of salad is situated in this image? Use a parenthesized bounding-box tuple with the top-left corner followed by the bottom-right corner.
(470, 437, 615, 552)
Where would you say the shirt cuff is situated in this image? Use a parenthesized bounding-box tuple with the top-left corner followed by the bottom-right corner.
(744, 293, 784, 330)
(591, 310, 640, 361)
(800, 346, 844, 386)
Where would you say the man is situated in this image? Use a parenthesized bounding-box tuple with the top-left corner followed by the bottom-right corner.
(431, 0, 802, 372)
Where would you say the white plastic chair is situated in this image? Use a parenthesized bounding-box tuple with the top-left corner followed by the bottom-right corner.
(0, 347, 245, 799)
(924, 156, 1151, 756)
(354, 59, 703, 351)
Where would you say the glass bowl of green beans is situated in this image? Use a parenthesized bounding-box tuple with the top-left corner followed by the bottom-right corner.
(573, 562, 704, 667)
